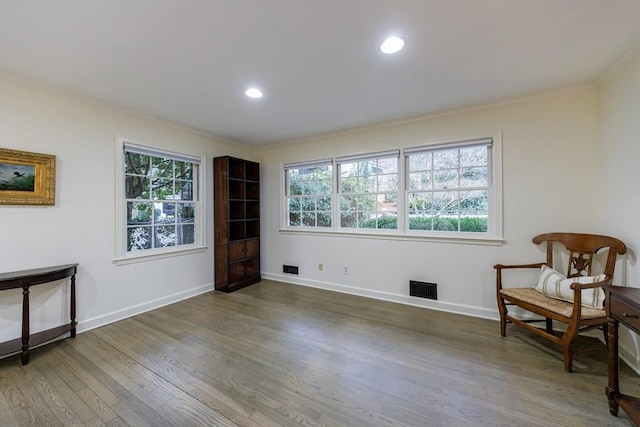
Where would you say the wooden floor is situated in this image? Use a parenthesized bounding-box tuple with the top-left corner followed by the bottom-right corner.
(0, 280, 637, 426)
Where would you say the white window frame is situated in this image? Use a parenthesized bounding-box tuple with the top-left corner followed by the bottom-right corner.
(280, 132, 502, 245)
(114, 136, 206, 264)
(336, 150, 400, 233)
(284, 159, 334, 229)
(404, 136, 502, 240)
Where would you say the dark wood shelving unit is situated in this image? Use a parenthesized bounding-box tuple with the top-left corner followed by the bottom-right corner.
(214, 156, 261, 292)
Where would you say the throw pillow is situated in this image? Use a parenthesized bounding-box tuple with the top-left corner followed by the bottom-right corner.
(534, 265, 607, 308)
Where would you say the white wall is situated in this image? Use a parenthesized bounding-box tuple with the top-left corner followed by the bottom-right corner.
(255, 85, 603, 319)
(597, 40, 640, 368)
(0, 75, 250, 342)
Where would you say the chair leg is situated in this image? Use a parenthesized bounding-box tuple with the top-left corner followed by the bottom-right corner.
(497, 296, 507, 337)
(563, 344, 573, 373)
(561, 324, 579, 373)
(602, 322, 609, 347)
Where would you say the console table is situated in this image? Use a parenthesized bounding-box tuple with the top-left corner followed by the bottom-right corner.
(604, 285, 640, 425)
(0, 263, 78, 365)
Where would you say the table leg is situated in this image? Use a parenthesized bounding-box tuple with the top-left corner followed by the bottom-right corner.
(70, 273, 77, 338)
(21, 286, 30, 365)
(606, 317, 619, 416)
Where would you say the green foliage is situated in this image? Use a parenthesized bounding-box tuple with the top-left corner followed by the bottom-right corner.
(460, 217, 488, 232)
(409, 216, 488, 232)
(359, 215, 398, 229)
(131, 204, 152, 223)
(3, 175, 35, 191)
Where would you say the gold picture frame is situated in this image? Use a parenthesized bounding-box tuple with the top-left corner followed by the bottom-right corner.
(0, 148, 56, 205)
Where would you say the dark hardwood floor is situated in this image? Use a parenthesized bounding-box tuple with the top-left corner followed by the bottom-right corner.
(0, 279, 636, 426)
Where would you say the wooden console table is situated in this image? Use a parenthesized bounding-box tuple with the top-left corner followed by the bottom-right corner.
(605, 285, 640, 425)
(0, 263, 78, 365)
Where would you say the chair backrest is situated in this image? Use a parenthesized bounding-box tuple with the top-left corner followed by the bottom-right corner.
(532, 232, 626, 278)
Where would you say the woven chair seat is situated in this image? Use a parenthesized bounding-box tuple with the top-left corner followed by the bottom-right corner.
(500, 287, 606, 320)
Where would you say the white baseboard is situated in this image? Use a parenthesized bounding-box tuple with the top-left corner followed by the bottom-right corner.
(262, 273, 499, 320)
(76, 282, 215, 334)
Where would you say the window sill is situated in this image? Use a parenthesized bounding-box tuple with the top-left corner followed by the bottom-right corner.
(279, 228, 504, 246)
(113, 245, 207, 265)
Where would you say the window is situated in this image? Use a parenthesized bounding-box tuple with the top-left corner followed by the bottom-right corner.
(337, 151, 399, 229)
(115, 137, 204, 261)
(406, 139, 492, 234)
(281, 135, 502, 242)
(285, 160, 333, 228)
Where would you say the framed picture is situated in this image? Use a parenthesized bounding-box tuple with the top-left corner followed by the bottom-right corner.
(0, 148, 56, 205)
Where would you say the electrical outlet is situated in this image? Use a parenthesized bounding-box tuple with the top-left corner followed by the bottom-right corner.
(318, 263, 323, 271)
(343, 265, 349, 275)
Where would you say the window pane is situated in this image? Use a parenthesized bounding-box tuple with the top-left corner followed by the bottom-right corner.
(460, 146, 487, 167)
(288, 197, 301, 211)
(408, 153, 432, 172)
(152, 179, 173, 200)
(174, 161, 193, 180)
(154, 225, 176, 247)
(301, 197, 316, 211)
(125, 176, 150, 199)
(125, 152, 150, 174)
(317, 196, 331, 211)
(460, 167, 487, 187)
(177, 224, 195, 244)
(340, 195, 356, 212)
(127, 201, 153, 225)
(408, 192, 431, 214)
(288, 172, 303, 196)
(127, 226, 151, 251)
(378, 215, 398, 229)
(378, 175, 398, 192)
(176, 181, 193, 201)
(409, 171, 431, 191)
(340, 212, 357, 228)
(302, 212, 316, 226)
(152, 157, 173, 178)
(289, 212, 301, 226)
(433, 191, 458, 216)
(178, 203, 195, 223)
(433, 149, 458, 169)
(434, 169, 458, 189)
(460, 190, 488, 215)
(377, 157, 398, 173)
(357, 194, 375, 211)
(154, 203, 175, 224)
(317, 211, 331, 227)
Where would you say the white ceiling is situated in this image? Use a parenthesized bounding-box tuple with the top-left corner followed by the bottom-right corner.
(2, 1, 640, 146)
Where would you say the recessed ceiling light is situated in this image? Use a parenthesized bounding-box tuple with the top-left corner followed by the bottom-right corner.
(380, 36, 405, 54)
(245, 88, 263, 98)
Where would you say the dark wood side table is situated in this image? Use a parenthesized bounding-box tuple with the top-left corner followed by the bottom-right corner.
(604, 285, 640, 425)
(0, 263, 78, 365)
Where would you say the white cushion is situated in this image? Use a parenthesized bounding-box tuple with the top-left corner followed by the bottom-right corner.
(534, 265, 606, 308)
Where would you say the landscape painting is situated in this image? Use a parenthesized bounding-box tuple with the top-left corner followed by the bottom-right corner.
(0, 148, 55, 205)
(0, 162, 36, 191)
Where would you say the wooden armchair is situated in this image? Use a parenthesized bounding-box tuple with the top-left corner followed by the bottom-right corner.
(495, 232, 626, 372)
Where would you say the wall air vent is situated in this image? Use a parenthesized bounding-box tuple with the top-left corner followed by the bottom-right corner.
(410, 280, 437, 300)
(283, 265, 299, 275)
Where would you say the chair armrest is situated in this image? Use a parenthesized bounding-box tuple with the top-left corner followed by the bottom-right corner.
(495, 262, 544, 292)
(570, 276, 613, 291)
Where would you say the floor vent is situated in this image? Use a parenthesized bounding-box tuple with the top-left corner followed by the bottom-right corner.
(410, 280, 437, 300)
(283, 265, 299, 275)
